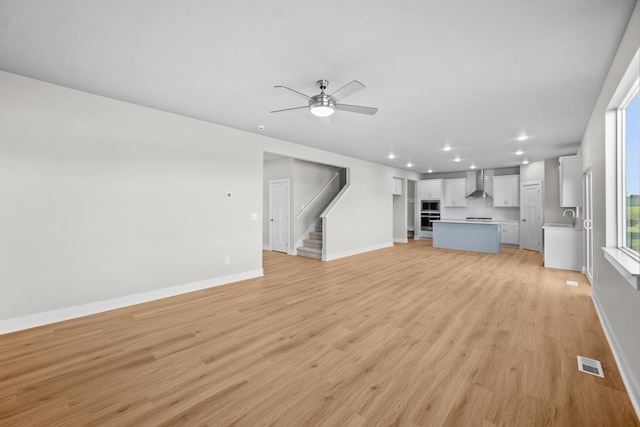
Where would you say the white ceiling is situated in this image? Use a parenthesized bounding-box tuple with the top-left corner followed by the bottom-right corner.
(0, 1, 636, 173)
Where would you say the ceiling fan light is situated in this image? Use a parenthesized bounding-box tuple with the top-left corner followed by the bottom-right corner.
(310, 105, 335, 117)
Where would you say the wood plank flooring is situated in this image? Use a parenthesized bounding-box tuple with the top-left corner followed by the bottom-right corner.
(1, 240, 638, 426)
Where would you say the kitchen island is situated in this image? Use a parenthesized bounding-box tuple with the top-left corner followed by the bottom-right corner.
(432, 220, 501, 254)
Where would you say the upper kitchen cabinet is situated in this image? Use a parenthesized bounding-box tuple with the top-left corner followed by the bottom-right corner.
(393, 177, 403, 195)
(443, 178, 467, 207)
(559, 155, 582, 207)
(419, 179, 442, 200)
(493, 175, 520, 207)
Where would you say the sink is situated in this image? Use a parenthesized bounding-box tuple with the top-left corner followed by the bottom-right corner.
(544, 223, 575, 228)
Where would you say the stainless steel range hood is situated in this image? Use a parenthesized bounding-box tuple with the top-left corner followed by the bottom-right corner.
(467, 169, 492, 199)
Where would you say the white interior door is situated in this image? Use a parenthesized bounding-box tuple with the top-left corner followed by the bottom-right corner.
(521, 182, 542, 251)
(269, 179, 289, 253)
(584, 169, 593, 284)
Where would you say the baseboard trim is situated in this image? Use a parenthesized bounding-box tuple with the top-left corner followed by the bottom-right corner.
(0, 269, 264, 336)
(324, 242, 393, 261)
(592, 292, 640, 420)
(394, 238, 409, 243)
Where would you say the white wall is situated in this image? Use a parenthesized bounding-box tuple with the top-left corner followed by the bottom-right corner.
(0, 71, 420, 328)
(520, 160, 544, 183)
(0, 72, 264, 322)
(323, 161, 397, 259)
(579, 2, 640, 414)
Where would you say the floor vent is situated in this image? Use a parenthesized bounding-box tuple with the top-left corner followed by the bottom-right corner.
(577, 356, 604, 378)
(566, 280, 579, 287)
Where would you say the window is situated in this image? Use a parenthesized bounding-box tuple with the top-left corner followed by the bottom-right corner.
(618, 78, 639, 257)
(604, 48, 639, 290)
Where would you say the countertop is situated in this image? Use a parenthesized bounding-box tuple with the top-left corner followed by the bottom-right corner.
(542, 223, 581, 231)
(434, 219, 502, 225)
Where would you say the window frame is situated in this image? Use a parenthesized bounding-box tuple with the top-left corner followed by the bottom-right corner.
(604, 47, 639, 291)
(616, 77, 639, 260)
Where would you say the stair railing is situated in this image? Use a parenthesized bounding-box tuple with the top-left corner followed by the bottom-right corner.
(294, 172, 340, 220)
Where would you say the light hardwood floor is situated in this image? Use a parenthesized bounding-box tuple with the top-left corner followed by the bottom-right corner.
(1, 240, 638, 426)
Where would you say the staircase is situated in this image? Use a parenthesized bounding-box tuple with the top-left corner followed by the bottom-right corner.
(297, 221, 323, 260)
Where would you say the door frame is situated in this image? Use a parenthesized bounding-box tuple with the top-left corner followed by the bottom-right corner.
(583, 167, 594, 285)
(269, 178, 290, 253)
(520, 180, 543, 252)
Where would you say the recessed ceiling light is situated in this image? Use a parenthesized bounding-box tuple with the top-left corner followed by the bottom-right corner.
(406, 162, 413, 168)
(454, 156, 461, 162)
(470, 165, 476, 169)
(515, 150, 524, 155)
(388, 153, 396, 159)
(522, 159, 530, 165)
(443, 145, 452, 152)
(427, 169, 433, 173)
(257, 124, 265, 131)
(517, 135, 529, 141)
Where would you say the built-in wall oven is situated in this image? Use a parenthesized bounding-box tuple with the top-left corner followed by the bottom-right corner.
(420, 199, 441, 238)
(421, 211, 441, 232)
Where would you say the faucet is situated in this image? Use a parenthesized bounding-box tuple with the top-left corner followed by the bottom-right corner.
(563, 209, 576, 225)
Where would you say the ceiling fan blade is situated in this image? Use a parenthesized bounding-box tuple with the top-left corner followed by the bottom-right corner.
(270, 106, 308, 114)
(329, 80, 365, 101)
(335, 103, 378, 115)
(274, 85, 312, 100)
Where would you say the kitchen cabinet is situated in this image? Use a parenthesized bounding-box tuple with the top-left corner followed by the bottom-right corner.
(559, 155, 582, 207)
(419, 179, 442, 199)
(393, 177, 403, 195)
(493, 175, 520, 207)
(500, 221, 520, 246)
(443, 178, 467, 207)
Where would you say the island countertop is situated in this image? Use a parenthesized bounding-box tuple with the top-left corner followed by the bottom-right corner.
(434, 219, 503, 225)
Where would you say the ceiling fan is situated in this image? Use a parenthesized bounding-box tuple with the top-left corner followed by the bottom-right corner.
(271, 80, 378, 117)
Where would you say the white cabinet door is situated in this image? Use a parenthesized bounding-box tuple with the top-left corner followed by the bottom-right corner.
(419, 179, 442, 199)
(500, 222, 520, 245)
(443, 178, 466, 207)
(559, 156, 582, 207)
(493, 175, 520, 207)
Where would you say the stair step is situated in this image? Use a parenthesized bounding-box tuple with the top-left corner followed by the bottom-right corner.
(303, 239, 322, 249)
(315, 225, 323, 232)
(297, 246, 322, 259)
(309, 231, 322, 240)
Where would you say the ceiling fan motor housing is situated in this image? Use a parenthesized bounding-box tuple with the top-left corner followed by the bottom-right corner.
(309, 94, 336, 116)
(309, 81, 335, 116)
